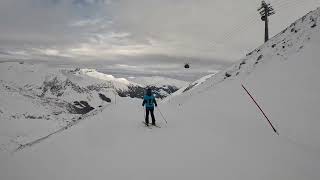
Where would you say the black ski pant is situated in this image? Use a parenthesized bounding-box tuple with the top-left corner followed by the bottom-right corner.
(145, 108, 155, 125)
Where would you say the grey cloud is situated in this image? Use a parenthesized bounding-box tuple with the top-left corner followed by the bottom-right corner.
(0, 51, 11, 56)
(72, 0, 107, 6)
(0, 0, 319, 69)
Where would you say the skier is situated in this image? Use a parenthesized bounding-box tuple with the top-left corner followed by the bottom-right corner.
(142, 88, 157, 126)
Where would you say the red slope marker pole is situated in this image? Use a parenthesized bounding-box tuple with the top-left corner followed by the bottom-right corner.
(241, 84, 279, 135)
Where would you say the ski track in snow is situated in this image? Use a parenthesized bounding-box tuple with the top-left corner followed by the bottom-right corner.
(14, 103, 112, 152)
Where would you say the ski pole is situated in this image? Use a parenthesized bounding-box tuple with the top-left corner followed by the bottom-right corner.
(156, 106, 168, 124)
(241, 84, 279, 135)
(142, 107, 146, 120)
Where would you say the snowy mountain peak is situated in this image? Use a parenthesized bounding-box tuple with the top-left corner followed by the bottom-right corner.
(130, 76, 188, 89)
(79, 68, 141, 87)
(0, 62, 186, 151)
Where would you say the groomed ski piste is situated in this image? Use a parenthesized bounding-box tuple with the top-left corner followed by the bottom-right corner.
(1, 7, 320, 180)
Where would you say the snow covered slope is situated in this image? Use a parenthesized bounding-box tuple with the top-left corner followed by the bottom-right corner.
(130, 76, 188, 89)
(168, 7, 320, 107)
(164, 7, 320, 150)
(0, 62, 116, 151)
(162, 73, 215, 102)
(77, 68, 184, 99)
(1, 7, 320, 180)
(0, 63, 182, 151)
(79, 68, 141, 89)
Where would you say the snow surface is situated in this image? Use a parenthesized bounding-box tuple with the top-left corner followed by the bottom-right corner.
(0, 63, 123, 151)
(162, 73, 216, 102)
(1, 7, 320, 180)
(130, 76, 188, 88)
(0, 62, 185, 151)
(80, 68, 141, 88)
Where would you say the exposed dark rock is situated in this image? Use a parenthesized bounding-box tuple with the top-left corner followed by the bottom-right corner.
(99, 93, 111, 102)
(23, 114, 43, 119)
(53, 111, 62, 115)
(87, 83, 113, 91)
(257, 55, 263, 61)
(225, 72, 231, 78)
(67, 101, 94, 114)
(310, 17, 316, 22)
(117, 86, 144, 98)
(70, 68, 80, 73)
(246, 52, 253, 56)
(183, 83, 198, 93)
(282, 28, 287, 33)
(80, 101, 90, 107)
(116, 85, 179, 99)
(74, 101, 85, 107)
(40, 77, 88, 97)
(151, 85, 179, 99)
(239, 60, 246, 70)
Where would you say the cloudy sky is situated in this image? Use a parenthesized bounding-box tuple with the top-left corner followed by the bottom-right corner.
(0, 0, 319, 78)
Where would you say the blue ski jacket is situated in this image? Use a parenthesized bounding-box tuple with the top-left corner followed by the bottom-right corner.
(142, 95, 157, 109)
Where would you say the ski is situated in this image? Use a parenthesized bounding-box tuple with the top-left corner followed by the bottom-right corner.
(142, 121, 152, 129)
(142, 121, 161, 128)
(152, 124, 161, 128)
